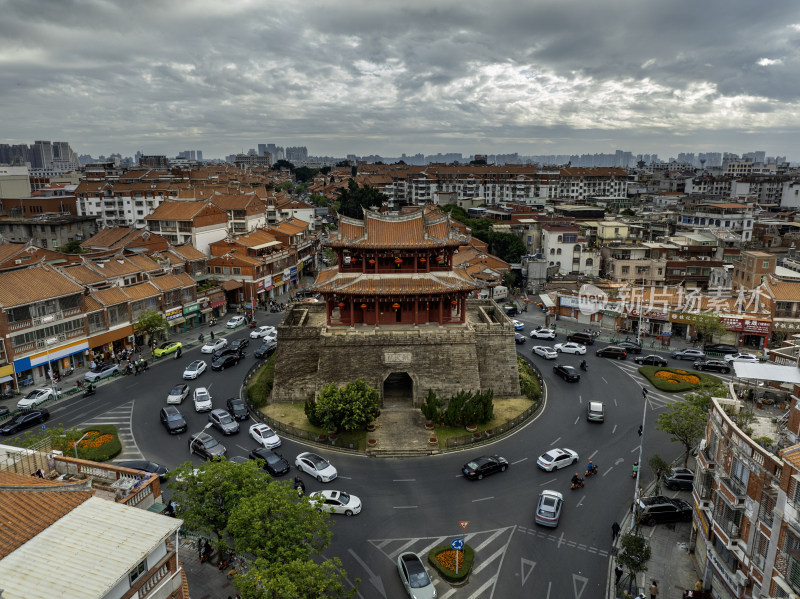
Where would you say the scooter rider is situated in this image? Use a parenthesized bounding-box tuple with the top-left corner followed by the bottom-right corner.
(571, 472, 583, 486)
(586, 460, 598, 475)
(580, 359, 588, 371)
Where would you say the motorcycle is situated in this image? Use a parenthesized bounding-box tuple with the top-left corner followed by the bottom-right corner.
(585, 465, 598, 477)
(249, 321, 257, 329)
(580, 361, 588, 371)
(570, 477, 585, 490)
(632, 462, 639, 478)
(83, 386, 96, 397)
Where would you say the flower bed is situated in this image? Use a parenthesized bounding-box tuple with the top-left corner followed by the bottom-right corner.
(69, 424, 122, 461)
(638, 366, 721, 393)
(427, 544, 474, 583)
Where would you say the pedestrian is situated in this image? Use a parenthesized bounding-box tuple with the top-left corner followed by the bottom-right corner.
(90, 360, 96, 370)
(649, 580, 658, 599)
(197, 537, 203, 559)
(612, 521, 621, 541)
(210, 330, 215, 340)
(615, 563, 624, 586)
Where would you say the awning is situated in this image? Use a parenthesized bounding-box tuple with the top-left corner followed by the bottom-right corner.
(733, 362, 800, 384)
(0, 375, 12, 384)
(221, 280, 243, 291)
(169, 317, 186, 326)
(200, 307, 213, 314)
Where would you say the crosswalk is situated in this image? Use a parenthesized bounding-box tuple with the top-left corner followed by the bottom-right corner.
(611, 360, 734, 410)
(79, 400, 144, 461)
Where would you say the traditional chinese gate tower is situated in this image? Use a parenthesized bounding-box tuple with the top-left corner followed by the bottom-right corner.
(271, 209, 521, 406)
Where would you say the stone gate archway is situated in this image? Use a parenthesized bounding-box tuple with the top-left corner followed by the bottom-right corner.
(383, 372, 414, 406)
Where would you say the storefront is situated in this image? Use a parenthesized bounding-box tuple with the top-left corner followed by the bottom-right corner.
(14, 338, 89, 387)
(556, 294, 603, 325)
(209, 290, 226, 317)
(722, 316, 771, 350)
(0, 364, 15, 394)
(165, 307, 184, 334)
(770, 318, 800, 347)
(182, 302, 200, 330)
(89, 326, 135, 363)
(272, 273, 284, 297)
(197, 296, 212, 325)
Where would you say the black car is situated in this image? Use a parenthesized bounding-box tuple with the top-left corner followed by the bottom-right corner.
(703, 343, 739, 356)
(211, 353, 240, 371)
(159, 406, 187, 434)
(0, 408, 49, 435)
(635, 495, 692, 525)
(212, 347, 241, 361)
(566, 332, 594, 345)
(693, 359, 730, 374)
(553, 364, 580, 382)
(616, 341, 642, 354)
(116, 459, 169, 479)
(503, 305, 519, 317)
(634, 354, 668, 366)
(229, 338, 249, 354)
(248, 447, 290, 476)
(663, 467, 695, 491)
(514, 333, 526, 344)
(462, 455, 509, 480)
(226, 397, 248, 421)
(254, 339, 277, 359)
(0, 406, 9, 417)
(596, 346, 627, 360)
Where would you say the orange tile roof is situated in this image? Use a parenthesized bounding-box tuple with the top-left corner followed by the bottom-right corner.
(60, 264, 107, 285)
(312, 272, 479, 296)
(121, 281, 161, 301)
(0, 471, 93, 559)
(92, 286, 130, 306)
(81, 227, 137, 249)
(145, 200, 216, 221)
(125, 254, 162, 272)
(86, 257, 142, 278)
(150, 274, 190, 291)
(0, 241, 26, 263)
(83, 295, 103, 312)
(170, 244, 207, 260)
(766, 279, 800, 302)
(0, 264, 84, 308)
(329, 211, 467, 249)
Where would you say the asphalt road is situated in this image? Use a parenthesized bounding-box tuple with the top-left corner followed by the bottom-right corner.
(16, 310, 708, 599)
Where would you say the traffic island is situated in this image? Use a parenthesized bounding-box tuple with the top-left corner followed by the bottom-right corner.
(428, 544, 474, 587)
(637, 366, 722, 393)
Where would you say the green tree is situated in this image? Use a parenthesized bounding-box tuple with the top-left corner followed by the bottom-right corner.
(501, 271, 516, 290)
(685, 382, 727, 413)
(277, 181, 294, 192)
(617, 532, 651, 594)
(133, 310, 167, 340)
(313, 379, 380, 432)
(488, 231, 527, 263)
(234, 557, 356, 599)
(60, 240, 85, 254)
(294, 166, 317, 183)
(655, 399, 707, 466)
(337, 179, 388, 219)
(309, 194, 329, 207)
(272, 159, 295, 171)
(647, 454, 671, 495)
(620, 208, 636, 217)
(167, 459, 270, 546)
(692, 313, 726, 343)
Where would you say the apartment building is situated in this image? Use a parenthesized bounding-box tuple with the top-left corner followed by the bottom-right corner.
(675, 202, 755, 242)
(540, 225, 601, 276)
(557, 167, 628, 200)
(209, 192, 267, 233)
(145, 201, 228, 254)
(600, 244, 667, 286)
(0, 213, 96, 249)
(732, 251, 777, 290)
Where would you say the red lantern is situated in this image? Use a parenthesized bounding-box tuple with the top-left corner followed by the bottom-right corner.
(437, 255, 444, 263)
(392, 302, 401, 310)
(395, 258, 402, 265)
(338, 302, 345, 309)
(419, 257, 427, 263)
(368, 259, 375, 265)
(360, 303, 367, 309)
(451, 300, 457, 306)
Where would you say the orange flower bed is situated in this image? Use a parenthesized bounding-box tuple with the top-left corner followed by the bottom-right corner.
(654, 370, 699, 384)
(435, 549, 464, 572)
(69, 431, 114, 450)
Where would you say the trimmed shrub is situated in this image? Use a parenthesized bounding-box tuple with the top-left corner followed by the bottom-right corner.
(427, 544, 475, 583)
(246, 354, 276, 407)
(518, 356, 541, 401)
(639, 366, 721, 393)
(304, 395, 323, 427)
(421, 389, 442, 423)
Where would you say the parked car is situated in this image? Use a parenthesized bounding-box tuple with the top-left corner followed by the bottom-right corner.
(535, 490, 564, 527)
(153, 341, 182, 357)
(461, 455, 508, 480)
(17, 388, 56, 409)
(703, 343, 739, 355)
(616, 341, 643, 354)
(0, 409, 49, 435)
(397, 552, 437, 599)
(724, 352, 758, 364)
(309, 490, 362, 516)
(566, 331, 594, 345)
(254, 339, 277, 358)
(211, 353, 240, 371)
(117, 459, 169, 479)
(159, 406, 187, 434)
(208, 408, 239, 435)
(189, 431, 227, 460)
(250, 325, 277, 339)
(586, 401, 605, 422)
(250, 423, 281, 448)
(512, 319, 525, 331)
(692, 359, 730, 374)
(295, 451, 337, 482)
(554, 342, 586, 355)
(228, 338, 249, 354)
(533, 346, 558, 359)
(537, 448, 579, 471)
(553, 364, 580, 382)
(84, 363, 120, 382)
(183, 360, 207, 380)
(166, 384, 190, 405)
(514, 333, 526, 344)
(503, 305, 519, 317)
(193, 387, 213, 412)
(596, 346, 627, 360)
(530, 328, 557, 340)
(248, 447, 290, 476)
(226, 316, 246, 328)
(671, 348, 706, 361)
(634, 354, 668, 366)
(635, 495, 692, 525)
(226, 397, 248, 421)
(201, 338, 228, 354)
(663, 467, 695, 491)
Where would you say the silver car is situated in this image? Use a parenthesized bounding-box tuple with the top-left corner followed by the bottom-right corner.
(535, 490, 563, 527)
(397, 552, 437, 599)
(208, 408, 239, 435)
(586, 401, 605, 423)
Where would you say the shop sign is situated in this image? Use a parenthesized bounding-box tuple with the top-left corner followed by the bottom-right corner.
(290, 266, 298, 281)
(263, 275, 272, 289)
(707, 550, 739, 594)
(165, 307, 183, 321)
(210, 298, 226, 308)
(273, 274, 283, 286)
(199, 297, 211, 311)
(693, 501, 709, 537)
(773, 319, 800, 332)
(283, 268, 292, 280)
(183, 303, 200, 315)
(257, 279, 264, 290)
(671, 311, 726, 326)
(558, 295, 579, 308)
(628, 308, 669, 320)
(722, 317, 771, 335)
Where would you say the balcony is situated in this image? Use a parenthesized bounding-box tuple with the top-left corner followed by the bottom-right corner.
(718, 474, 748, 506)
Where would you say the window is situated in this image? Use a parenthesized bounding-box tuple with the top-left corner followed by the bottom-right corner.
(213, 266, 222, 274)
(549, 249, 555, 255)
(585, 258, 593, 266)
(232, 267, 241, 275)
(556, 248, 562, 255)
(763, 261, 770, 269)
(574, 245, 581, 252)
(557, 235, 563, 243)
(128, 558, 147, 585)
(621, 266, 630, 274)
(87, 312, 105, 333)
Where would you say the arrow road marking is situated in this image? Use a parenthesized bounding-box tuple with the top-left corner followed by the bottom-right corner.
(347, 548, 386, 598)
(615, 458, 625, 466)
(520, 558, 536, 586)
(573, 573, 589, 599)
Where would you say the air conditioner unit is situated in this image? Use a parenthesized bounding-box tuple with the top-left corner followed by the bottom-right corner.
(734, 570, 748, 587)
(14, 259, 21, 265)
(127, 335, 135, 342)
(680, 271, 687, 276)
(730, 525, 739, 537)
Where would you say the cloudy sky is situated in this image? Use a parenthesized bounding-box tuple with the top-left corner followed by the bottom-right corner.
(3, 0, 800, 161)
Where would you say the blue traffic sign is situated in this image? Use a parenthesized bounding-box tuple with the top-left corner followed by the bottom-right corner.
(451, 538, 464, 551)
(41, 424, 46, 431)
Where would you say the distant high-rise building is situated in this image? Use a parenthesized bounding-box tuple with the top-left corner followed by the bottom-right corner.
(139, 155, 169, 168)
(285, 146, 308, 163)
(258, 144, 268, 156)
(31, 141, 53, 169)
(196, 150, 202, 162)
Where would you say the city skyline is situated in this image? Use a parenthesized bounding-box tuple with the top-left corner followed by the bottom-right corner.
(3, 1, 800, 160)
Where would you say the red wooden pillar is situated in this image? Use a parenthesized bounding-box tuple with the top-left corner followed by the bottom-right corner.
(414, 297, 418, 326)
(438, 297, 443, 326)
(362, 254, 366, 274)
(349, 300, 354, 327)
(374, 297, 380, 326)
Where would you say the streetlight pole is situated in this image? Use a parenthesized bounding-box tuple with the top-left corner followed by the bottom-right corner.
(74, 432, 91, 459)
(630, 387, 649, 533)
(44, 336, 59, 399)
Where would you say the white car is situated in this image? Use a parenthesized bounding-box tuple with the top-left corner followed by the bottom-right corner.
(183, 359, 207, 380)
(554, 342, 586, 355)
(193, 387, 213, 412)
(249, 423, 281, 449)
(295, 451, 338, 482)
(250, 325, 277, 339)
(530, 328, 557, 340)
(166, 383, 190, 404)
(537, 448, 579, 471)
(17, 388, 56, 410)
(724, 353, 758, 364)
(532, 345, 558, 359)
(226, 316, 246, 329)
(309, 490, 362, 516)
(201, 338, 228, 354)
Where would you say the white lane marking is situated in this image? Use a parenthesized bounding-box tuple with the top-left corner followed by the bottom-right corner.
(576, 495, 585, 507)
(393, 505, 418, 509)
(392, 479, 416, 482)
(338, 475, 352, 480)
(471, 546, 505, 575)
(573, 416, 580, 425)
(602, 467, 613, 477)
(578, 395, 582, 404)
(472, 496, 494, 503)
(540, 478, 557, 486)
(347, 549, 386, 599)
(631, 446, 641, 453)
(546, 581, 552, 599)
(588, 449, 598, 460)
(602, 377, 609, 384)
(511, 457, 528, 465)
(388, 539, 418, 560)
(474, 528, 506, 552)
(550, 436, 561, 446)
(612, 424, 617, 434)
(557, 532, 566, 549)
(613, 398, 618, 406)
